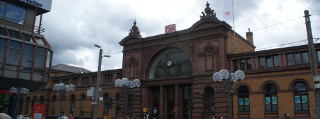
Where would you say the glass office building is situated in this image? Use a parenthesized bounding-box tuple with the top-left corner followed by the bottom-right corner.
(0, 0, 53, 91)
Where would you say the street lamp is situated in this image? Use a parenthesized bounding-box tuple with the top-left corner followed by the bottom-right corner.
(93, 44, 111, 119)
(53, 83, 75, 119)
(212, 69, 245, 119)
(114, 78, 141, 119)
(9, 87, 29, 119)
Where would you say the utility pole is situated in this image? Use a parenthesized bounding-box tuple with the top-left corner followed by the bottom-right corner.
(93, 48, 103, 119)
(304, 10, 320, 119)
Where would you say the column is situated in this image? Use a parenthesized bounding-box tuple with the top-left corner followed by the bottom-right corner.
(159, 85, 164, 119)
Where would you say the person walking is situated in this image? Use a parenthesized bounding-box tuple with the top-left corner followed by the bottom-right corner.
(69, 114, 74, 119)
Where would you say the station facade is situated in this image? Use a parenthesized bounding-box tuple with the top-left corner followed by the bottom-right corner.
(18, 2, 320, 119)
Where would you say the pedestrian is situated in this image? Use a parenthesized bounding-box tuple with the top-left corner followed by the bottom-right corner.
(69, 114, 74, 119)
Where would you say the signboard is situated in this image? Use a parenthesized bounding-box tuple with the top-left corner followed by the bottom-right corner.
(32, 104, 45, 119)
(165, 24, 176, 33)
(19, 0, 52, 11)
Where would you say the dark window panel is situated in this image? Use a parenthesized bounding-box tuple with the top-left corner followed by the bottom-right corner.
(238, 86, 250, 112)
(7, 29, 21, 39)
(34, 47, 46, 68)
(240, 59, 245, 70)
(0, 38, 7, 63)
(294, 82, 309, 111)
(204, 86, 214, 113)
(294, 53, 301, 65)
(273, 55, 279, 67)
(266, 56, 272, 68)
(317, 51, 320, 63)
(302, 52, 309, 64)
(246, 58, 252, 70)
(6, 40, 21, 65)
(4, 3, 26, 24)
(0, 27, 7, 36)
(0, 1, 5, 18)
(287, 54, 293, 66)
(233, 60, 238, 71)
(259, 57, 265, 69)
(20, 44, 34, 67)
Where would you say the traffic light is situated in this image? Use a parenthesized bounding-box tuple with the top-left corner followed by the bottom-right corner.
(109, 97, 115, 108)
(115, 92, 120, 100)
(116, 104, 120, 111)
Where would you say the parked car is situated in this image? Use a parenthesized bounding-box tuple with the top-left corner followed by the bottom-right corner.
(58, 115, 69, 119)
(16, 115, 30, 119)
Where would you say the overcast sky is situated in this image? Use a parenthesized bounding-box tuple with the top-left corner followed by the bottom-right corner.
(40, 0, 320, 72)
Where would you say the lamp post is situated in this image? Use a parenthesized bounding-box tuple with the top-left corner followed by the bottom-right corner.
(9, 87, 29, 119)
(93, 44, 111, 119)
(212, 69, 245, 119)
(53, 83, 75, 119)
(114, 78, 141, 119)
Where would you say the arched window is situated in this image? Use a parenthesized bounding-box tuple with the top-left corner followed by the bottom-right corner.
(51, 95, 57, 115)
(31, 96, 37, 111)
(39, 96, 45, 104)
(149, 47, 192, 79)
(294, 82, 309, 111)
(24, 97, 30, 114)
(238, 86, 250, 112)
(103, 93, 109, 113)
(80, 94, 86, 114)
(70, 94, 75, 114)
(264, 84, 278, 112)
(204, 86, 214, 113)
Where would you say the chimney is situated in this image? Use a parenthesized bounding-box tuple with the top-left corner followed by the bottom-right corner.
(246, 28, 253, 45)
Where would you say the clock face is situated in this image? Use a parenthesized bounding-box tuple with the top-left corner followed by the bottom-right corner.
(167, 60, 172, 67)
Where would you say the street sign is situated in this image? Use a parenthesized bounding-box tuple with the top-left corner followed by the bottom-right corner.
(32, 104, 45, 119)
(87, 87, 102, 96)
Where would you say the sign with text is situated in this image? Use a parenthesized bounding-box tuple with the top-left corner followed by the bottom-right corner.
(32, 104, 45, 119)
(165, 24, 176, 33)
(19, 0, 52, 11)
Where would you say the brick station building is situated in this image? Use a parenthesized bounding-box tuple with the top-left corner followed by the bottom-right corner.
(21, 2, 320, 119)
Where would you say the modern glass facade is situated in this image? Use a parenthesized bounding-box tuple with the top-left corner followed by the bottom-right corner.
(0, 25, 52, 91)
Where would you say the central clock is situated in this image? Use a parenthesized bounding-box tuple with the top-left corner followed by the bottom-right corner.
(167, 60, 173, 67)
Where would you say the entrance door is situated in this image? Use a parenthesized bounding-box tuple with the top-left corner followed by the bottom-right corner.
(167, 86, 175, 119)
(183, 85, 192, 119)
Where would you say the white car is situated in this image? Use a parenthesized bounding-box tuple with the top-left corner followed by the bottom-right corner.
(58, 115, 69, 119)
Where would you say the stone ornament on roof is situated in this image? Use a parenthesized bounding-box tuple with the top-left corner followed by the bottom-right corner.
(201, 2, 217, 19)
(129, 20, 141, 37)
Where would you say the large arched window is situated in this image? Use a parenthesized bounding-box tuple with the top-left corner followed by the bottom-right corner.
(70, 94, 75, 114)
(80, 94, 86, 114)
(51, 95, 56, 115)
(204, 86, 214, 114)
(149, 47, 192, 79)
(31, 96, 37, 111)
(39, 96, 44, 104)
(238, 86, 250, 112)
(264, 84, 278, 112)
(294, 82, 309, 111)
(103, 93, 109, 113)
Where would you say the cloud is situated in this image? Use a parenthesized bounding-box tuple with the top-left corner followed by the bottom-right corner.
(42, 0, 320, 71)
